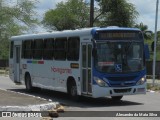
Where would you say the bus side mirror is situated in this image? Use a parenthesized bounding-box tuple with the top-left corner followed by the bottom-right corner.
(144, 44, 150, 60)
(92, 48, 97, 57)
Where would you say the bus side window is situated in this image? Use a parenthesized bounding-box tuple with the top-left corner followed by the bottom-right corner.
(33, 39, 43, 60)
(67, 37, 80, 61)
(54, 38, 67, 60)
(23, 40, 32, 59)
(43, 38, 54, 60)
(10, 41, 14, 58)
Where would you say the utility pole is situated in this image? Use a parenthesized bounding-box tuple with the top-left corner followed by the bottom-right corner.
(152, 0, 159, 86)
(0, 0, 2, 39)
(90, 0, 94, 27)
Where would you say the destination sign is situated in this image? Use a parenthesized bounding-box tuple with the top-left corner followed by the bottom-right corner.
(97, 31, 143, 40)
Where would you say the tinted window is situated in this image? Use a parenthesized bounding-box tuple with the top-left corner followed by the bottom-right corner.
(54, 38, 67, 60)
(43, 38, 54, 60)
(22, 40, 33, 59)
(67, 37, 80, 61)
(33, 39, 43, 59)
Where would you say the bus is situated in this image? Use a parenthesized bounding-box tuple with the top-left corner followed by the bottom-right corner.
(9, 27, 149, 101)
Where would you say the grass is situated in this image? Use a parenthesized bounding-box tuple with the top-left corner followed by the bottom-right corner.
(145, 39, 160, 61)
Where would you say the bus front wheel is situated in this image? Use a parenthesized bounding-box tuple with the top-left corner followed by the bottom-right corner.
(111, 96, 123, 101)
(69, 82, 79, 101)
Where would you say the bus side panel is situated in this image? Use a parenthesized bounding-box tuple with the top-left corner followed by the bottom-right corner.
(21, 59, 33, 85)
(31, 60, 55, 90)
(53, 61, 81, 93)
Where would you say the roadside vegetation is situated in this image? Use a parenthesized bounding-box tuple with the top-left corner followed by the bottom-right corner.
(135, 23, 160, 61)
(0, 0, 39, 59)
(0, 68, 9, 75)
(147, 83, 160, 91)
(145, 38, 160, 61)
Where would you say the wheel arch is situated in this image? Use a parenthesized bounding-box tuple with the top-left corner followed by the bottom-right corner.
(66, 76, 77, 94)
(24, 72, 30, 79)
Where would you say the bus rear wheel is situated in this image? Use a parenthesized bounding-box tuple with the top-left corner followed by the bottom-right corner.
(111, 96, 123, 101)
(25, 74, 33, 92)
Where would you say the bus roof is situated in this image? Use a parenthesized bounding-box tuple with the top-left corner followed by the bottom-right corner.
(10, 28, 93, 41)
(91, 26, 141, 35)
(10, 27, 141, 41)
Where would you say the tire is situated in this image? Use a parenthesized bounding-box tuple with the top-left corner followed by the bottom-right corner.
(69, 82, 79, 101)
(25, 74, 34, 92)
(111, 96, 123, 101)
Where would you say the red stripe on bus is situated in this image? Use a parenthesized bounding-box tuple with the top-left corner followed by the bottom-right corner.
(38, 61, 44, 64)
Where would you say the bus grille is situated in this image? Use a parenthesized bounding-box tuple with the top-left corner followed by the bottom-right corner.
(114, 88, 131, 93)
(108, 76, 137, 81)
(110, 82, 135, 87)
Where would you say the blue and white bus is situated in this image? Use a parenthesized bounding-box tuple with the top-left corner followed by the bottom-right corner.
(9, 27, 149, 100)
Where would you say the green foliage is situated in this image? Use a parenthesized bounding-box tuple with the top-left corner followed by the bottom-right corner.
(95, 0, 138, 27)
(135, 22, 148, 31)
(12, 0, 38, 27)
(134, 23, 160, 61)
(0, 0, 39, 59)
(134, 22, 153, 40)
(0, 39, 9, 59)
(43, 0, 90, 30)
(43, 0, 138, 30)
(144, 37, 160, 61)
(158, 31, 160, 41)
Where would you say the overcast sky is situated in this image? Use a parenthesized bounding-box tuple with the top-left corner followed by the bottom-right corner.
(36, 0, 159, 32)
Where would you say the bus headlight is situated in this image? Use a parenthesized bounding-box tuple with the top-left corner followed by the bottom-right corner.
(136, 76, 146, 85)
(94, 77, 108, 87)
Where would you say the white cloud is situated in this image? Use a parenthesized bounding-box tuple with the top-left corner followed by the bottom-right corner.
(128, 0, 160, 31)
(36, 0, 67, 20)
(36, 0, 67, 12)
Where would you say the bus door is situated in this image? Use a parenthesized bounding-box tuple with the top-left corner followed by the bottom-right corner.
(13, 46, 21, 83)
(81, 43, 92, 95)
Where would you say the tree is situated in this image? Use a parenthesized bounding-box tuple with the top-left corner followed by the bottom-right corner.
(134, 22, 153, 40)
(157, 31, 160, 41)
(43, 0, 90, 31)
(0, 0, 39, 59)
(95, 0, 138, 27)
(134, 22, 148, 31)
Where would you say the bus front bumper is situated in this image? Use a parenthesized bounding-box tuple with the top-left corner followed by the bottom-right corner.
(92, 83, 146, 98)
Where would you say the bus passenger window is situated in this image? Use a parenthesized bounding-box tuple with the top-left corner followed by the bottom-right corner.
(54, 38, 67, 60)
(43, 38, 54, 60)
(33, 39, 43, 59)
(23, 40, 32, 59)
(67, 37, 80, 61)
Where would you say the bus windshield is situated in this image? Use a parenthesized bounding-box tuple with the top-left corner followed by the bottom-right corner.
(95, 41, 144, 73)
